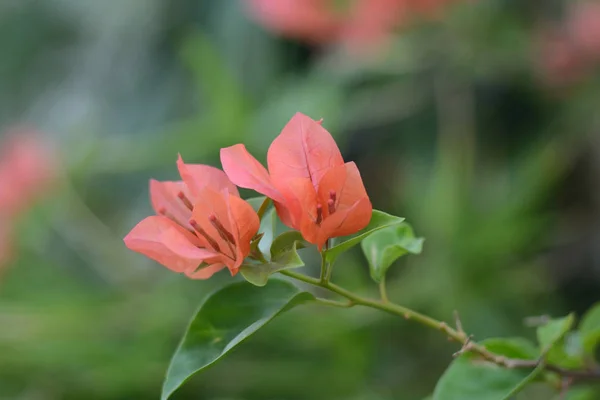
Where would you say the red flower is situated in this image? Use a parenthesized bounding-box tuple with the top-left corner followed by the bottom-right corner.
(124, 156, 260, 279)
(221, 112, 372, 250)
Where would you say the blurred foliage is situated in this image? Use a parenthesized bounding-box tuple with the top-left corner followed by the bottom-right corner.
(1, 0, 600, 399)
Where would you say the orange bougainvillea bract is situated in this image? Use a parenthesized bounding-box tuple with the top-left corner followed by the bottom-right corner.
(221, 112, 372, 250)
(123, 156, 260, 279)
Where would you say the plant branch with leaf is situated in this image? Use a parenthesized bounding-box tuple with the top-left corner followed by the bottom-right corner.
(124, 113, 600, 400)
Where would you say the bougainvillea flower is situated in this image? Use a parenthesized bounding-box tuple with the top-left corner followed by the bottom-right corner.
(536, 1, 600, 88)
(247, 0, 341, 44)
(221, 112, 372, 250)
(0, 129, 58, 274)
(0, 130, 57, 217)
(246, 0, 457, 51)
(568, 1, 600, 60)
(124, 156, 260, 279)
(340, 0, 407, 50)
(537, 30, 586, 87)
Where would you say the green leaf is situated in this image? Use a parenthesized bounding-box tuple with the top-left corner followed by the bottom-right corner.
(433, 338, 540, 400)
(560, 387, 600, 400)
(247, 196, 267, 213)
(240, 235, 306, 286)
(324, 210, 405, 264)
(545, 331, 586, 369)
(162, 279, 314, 399)
(246, 196, 275, 255)
(361, 222, 424, 282)
(483, 338, 540, 360)
(537, 314, 575, 354)
(579, 302, 600, 355)
(270, 231, 307, 259)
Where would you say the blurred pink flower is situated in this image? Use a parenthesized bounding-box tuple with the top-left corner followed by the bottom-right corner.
(246, 0, 456, 51)
(0, 129, 57, 270)
(248, 0, 341, 44)
(537, 31, 587, 87)
(340, 0, 407, 51)
(537, 1, 600, 87)
(568, 1, 600, 60)
(0, 130, 56, 216)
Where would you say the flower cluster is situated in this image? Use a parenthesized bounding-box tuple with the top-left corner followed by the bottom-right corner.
(538, 1, 600, 87)
(124, 113, 372, 279)
(246, 0, 458, 51)
(0, 130, 57, 269)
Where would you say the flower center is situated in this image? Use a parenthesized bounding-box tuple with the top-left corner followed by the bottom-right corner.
(316, 204, 323, 225)
(315, 190, 338, 225)
(174, 191, 236, 259)
(328, 190, 337, 214)
(177, 191, 194, 211)
(209, 214, 236, 244)
(189, 219, 221, 253)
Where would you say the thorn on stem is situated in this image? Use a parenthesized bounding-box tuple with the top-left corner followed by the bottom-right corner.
(454, 310, 464, 333)
(453, 335, 474, 358)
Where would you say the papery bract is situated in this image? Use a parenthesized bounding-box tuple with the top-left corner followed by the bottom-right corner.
(221, 112, 372, 250)
(124, 156, 260, 279)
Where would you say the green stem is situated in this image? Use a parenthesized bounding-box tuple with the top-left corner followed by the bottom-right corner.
(319, 255, 329, 284)
(280, 269, 459, 340)
(279, 269, 600, 382)
(501, 361, 546, 400)
(379, 275, 389, 303)
(313, 297, 354, 308)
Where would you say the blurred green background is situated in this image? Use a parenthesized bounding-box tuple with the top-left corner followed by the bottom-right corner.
(1, 0, 600, 399)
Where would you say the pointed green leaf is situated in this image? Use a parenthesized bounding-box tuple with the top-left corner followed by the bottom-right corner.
(433, 338, 540, 400)
(246, 196, 275, 254)
(579, 302, 600, 356)
(324, 210, 405, 264)
(241, 239, 305, 287)
(246, 196, 267, 213)
(361, 222, 424, 283)
(537, 314, 575, 354)
(270, 231, 308, 259)
(161, 279, 314, 399)
(544, 331, 586, 369)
